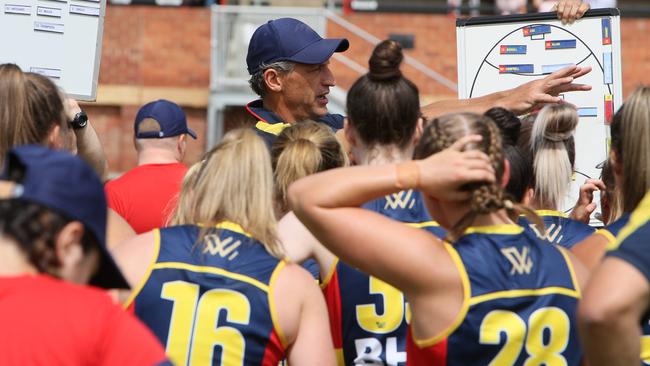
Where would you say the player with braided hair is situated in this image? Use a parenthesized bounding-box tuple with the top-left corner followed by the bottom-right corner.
(290, 112, 588, 365)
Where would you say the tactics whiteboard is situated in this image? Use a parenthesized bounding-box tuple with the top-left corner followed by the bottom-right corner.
(0, 0, 106, 100)
(456, 9, 622, 217)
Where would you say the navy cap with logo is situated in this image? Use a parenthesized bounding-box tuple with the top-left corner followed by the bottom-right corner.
(134, 99, 197, 139)
(246, 17, 349, 75)
(0, 145, 129, 289)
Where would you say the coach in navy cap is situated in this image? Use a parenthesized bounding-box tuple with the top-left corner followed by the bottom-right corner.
(245, 18, 349, 146)
(245, 6, 594, 148)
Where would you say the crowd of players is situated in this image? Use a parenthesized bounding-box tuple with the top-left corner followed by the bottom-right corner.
(1, 0, 650, 365)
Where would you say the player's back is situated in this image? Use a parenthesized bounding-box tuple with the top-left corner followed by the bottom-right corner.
(129, 222, 286, 366)
(407, 225, 582, 366)
(323, 189, 445, 365)
(519, 209, 595, 248)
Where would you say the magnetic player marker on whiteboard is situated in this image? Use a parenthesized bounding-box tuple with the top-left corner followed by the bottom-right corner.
(30, 67, 61, 79)
(37, 6, 63, 17)
(602, 18, 612, 45)
(500, 45, 526, 54)
(542, 63, 574, 74)
(4, 4, 31, 14)
(69, 4, 99, 16)
(34, 21, 64, 33)
(499, 64, 534, 74)
(545, 40, 577, 49)
(603, 52, 613, 84)
(604, 95, 614, 124)
(577, 108, 598, 117)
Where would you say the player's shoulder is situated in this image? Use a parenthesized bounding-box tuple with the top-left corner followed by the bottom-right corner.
(37, 275, 116, 309)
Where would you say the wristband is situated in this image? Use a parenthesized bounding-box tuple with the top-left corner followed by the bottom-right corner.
(395, 161, 420, 190)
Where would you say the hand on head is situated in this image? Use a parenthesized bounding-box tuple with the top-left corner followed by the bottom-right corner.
(416, 135, 496, 201)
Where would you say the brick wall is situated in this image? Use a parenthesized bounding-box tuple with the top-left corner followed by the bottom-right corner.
(94, 6, 650, 174)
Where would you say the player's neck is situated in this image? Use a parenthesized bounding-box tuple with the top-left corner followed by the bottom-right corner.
(355, 144, 414, 165)
(0, 237, 39, 276)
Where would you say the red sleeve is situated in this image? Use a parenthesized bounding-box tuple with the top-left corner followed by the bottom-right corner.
(98, 302, 169, 366)
(104, 181, 127, 219)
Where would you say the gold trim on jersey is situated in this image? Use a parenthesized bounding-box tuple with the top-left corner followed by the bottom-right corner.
(268, 261, 288, 349)
(594, 229, 617, 250)
(123, 229, 162, 309)
(196, 221, 253, 238)
(335, 348, 345, 366)
(412, 243, 471, 348)
(406, 221, 442, 229)
(610, 192, 650, 251)
(153, 262, 270, 292)
(468, 286, 580, 306)
(320, 258, 339, 290)
(535, 209, 569, 218)
(558, 247, 582, 297)
(463, 224, 524, 235)
(255, 121, 291, 136)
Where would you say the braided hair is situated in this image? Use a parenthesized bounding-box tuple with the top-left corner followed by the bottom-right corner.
(414, 113, 542, 241)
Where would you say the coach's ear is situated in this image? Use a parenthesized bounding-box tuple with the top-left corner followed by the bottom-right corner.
(263, 68, 283, 93)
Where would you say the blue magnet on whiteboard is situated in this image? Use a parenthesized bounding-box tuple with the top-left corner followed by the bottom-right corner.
(602, 18, 612, 45)
(500, 45, 527, 54)
(499, 64, 534, 74)
(603, 52, 613, 84)
(542, 63, 573, 74)
(545, 40, 576, 49)
(577, 107, 598, 117)
(523, 25, 551, 36)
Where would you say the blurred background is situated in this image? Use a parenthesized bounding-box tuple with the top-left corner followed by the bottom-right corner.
(86, 0, 650, 176)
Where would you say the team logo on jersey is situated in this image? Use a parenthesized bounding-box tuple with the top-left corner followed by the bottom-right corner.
(528, 223, 564, 244)
(203, 235, 241, 260)
(384, 190, 416, 210)
(500, 246, 533, 275)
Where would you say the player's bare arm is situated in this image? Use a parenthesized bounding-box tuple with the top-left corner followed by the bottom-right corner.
(579, 257, 650, 366)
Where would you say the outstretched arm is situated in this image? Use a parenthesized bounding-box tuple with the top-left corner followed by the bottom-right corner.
(421, 65, 592, 119)
(579, 257, 650, 366)
(289, 136, 494, 292)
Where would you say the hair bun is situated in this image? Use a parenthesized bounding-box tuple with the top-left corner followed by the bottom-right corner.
(538, 104, 578, 142)
(484, 107, 521, 146)
(368, 40, 404, 82)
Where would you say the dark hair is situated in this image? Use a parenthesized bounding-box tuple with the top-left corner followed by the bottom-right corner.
(483, 108, 531, 202)
(414, 112, 540, 240)
(0, 199, 98, 276)
(484, 107, 521, 146)
(346, 40, 420, 149)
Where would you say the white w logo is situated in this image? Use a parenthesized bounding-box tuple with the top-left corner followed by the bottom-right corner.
(500, 246, 533, 275)
(528, 223, 563, 244)
(203, 235, 241, 260)
(384, 190, 416, 210)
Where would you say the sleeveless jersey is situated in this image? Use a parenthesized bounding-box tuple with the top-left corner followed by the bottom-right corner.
(594, 213, 630, 249)
(407, 225, 582, 366)
(519, 210, 595, 248)
(322, 189, 446, 365)
(127, 222, 286, 366)
(608, 193, 650, 365)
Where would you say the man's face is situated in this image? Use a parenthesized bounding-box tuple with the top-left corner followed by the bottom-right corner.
(279, 61, 336, 122)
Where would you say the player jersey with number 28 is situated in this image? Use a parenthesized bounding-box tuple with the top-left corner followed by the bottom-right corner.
(407, 225, 582, 366)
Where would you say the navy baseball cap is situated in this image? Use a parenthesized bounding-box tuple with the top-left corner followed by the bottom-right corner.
(134, 99, 197, 139)
(246, 18, 349, 75)
(0, 145, 129, 289)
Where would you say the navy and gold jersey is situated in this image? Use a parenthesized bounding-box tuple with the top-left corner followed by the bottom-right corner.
(323, 189, 446, 365)
(519, 210, 595, 249)
(608, 194, 650, 364)
(594, 213, 631, 249)
(126, 222, 286, 366)
(407, 225, 582, 366)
